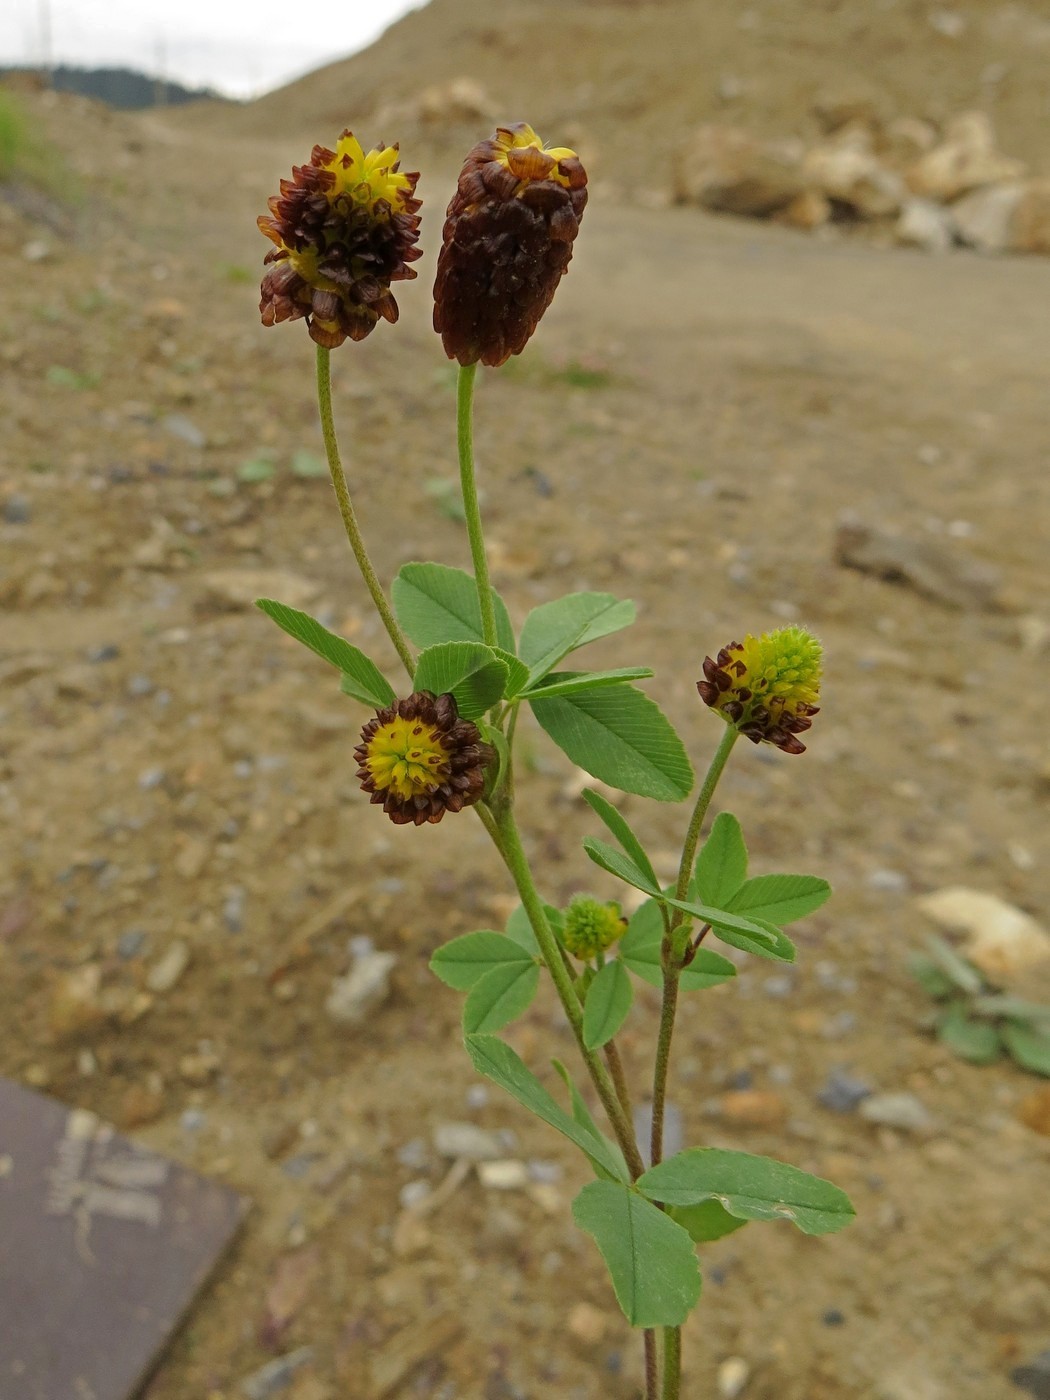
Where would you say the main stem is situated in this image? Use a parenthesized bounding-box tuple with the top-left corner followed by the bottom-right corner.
(654, 724, 740, 1400)
(492, 806, 645, 1181)
(456, 363, 498, 648)
(315, 345, 415, 679)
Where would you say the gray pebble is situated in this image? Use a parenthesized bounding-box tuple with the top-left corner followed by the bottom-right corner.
(127, 674, 155, 697)
(1012, 1350, 1050, 1400)
(396, 1137, 428, 1170)
(138, 767, 166, 791)
(223, 888, 245, 933)
(116, 929, 148, 960)
(763, 974, 795, 998)
(859, 1091, 933, 1133)
(240, 1348, 315, 1400)
(527, 1159, 563, 1184)
(3, 495, 31, 524)
(180, 1109, 206, 1132)
(232, 759, 254, 779)
(868, 868, 909, 893)
(162, 413, 207, 450)
(86, 644, 120, 664)
(817, 1070, 873, 1113)
(465, 1084, 489, 1109)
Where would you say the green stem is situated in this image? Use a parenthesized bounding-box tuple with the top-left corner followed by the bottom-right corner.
(644, 1331, 659, 1400)
(672, 725, 740, 911)
(315, 345, 415, 679)
(662, 1326, 681, 1400)
(649, 969, 680, 1169)
(456, 362, 498, 648)
(493, 806, 645, 1180)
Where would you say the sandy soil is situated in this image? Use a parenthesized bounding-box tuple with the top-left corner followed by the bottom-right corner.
(2, 31, 1050, 1399)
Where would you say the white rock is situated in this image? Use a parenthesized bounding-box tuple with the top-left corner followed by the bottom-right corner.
(907, 112, 1025, 202)
(951, 182, 1024, 253)
(859, 1092, 934, 1133)
(896, 198, 956, 253)
(324, 950, 397, 1025)
(477, 1159, 530, 1190)
(1012, 178, 1050, 255)
(672, 125, 806, 217)
(718, 1356, 751, 1399)
(916, 887, 1050, 982)
(803, 127, 905, 218)
(432, 1121, 504, 1161)
(146, 939, 191, 994)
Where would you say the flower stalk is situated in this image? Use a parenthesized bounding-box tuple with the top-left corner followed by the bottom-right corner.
(456, 363, 498, 649)
(316, 346, 415, 677)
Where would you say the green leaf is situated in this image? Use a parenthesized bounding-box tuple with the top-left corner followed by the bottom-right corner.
(669, 1201, 749, 1244)
(580, 789, 660, 894)
(255, 599, 396, 708)
(638, 1148, 855, 1237)
(237, 456, 277, 482)
(504, 902, 563, 957)
(582, 961, 634, 1050)
(666, 898, 788, 957)
(530, 686, 693, 802)
(727, 874, 831, 925)
(551, 1060, 630, 1183)
(429, 930, 535, 991)
(1002, 1020, 1050, 1076)
(519, 592, 636, 684)
(695, 813, 748, 907)
(392, 562, 515, 653)
(909, 954, 957, 1000)
(413, 641, 508, 719)
(935, 1004, 1001, 1064)
(571, 1181, 702, 1328)
(619, 899, 736, 991)
(493, 648, 531, 699)
(971, 995, 1050, 1024)
(924, 936, 985, 996)
(462, 962, 540, 1034)
(464, 1034, 628, 1181)
(290, 448, 328, 478)
(583, 837, 660, 897)
(520, 668, 655, 700)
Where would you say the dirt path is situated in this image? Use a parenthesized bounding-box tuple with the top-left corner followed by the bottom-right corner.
(1, 93, 1048, 1398)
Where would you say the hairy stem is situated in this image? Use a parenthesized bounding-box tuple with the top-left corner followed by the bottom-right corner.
(645, 1330, 659, 1400)
(493, 806, 646, 1180)
(662, 1326, 682, 1400)
(672, 725, 740, 909)
(604, 1038, 633, 1121)
(456, 362, 498, 648)
(315, 345, 415, 678)
(649, 970, 680, 1169)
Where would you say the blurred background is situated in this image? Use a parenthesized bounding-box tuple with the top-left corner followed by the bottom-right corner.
(1, 1, 1049, 1397)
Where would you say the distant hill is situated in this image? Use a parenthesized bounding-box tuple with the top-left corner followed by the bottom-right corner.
(0, 65, 231, 111)
(188, 0, 1048, 189)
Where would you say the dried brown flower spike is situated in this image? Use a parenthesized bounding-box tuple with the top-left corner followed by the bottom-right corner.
(433, 123, 588, 367)
(355, 691, 495, 825)
(258, 132, 421, 349)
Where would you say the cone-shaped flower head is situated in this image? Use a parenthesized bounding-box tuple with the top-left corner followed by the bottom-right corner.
(355, 691, 495, 826)
(433, 123, 588, 367)
(562, 897, 627, 961)
(258, 131, 421, 349)
(697, 626, 822, 755)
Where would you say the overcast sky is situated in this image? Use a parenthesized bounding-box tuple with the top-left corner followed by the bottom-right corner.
(0, 0, 427, 98)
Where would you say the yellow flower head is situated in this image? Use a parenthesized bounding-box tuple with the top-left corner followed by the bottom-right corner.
(354, 691, 494, 826)
(433, 122, 588, 367)
(697, 626, 822, 755)
(258, 131, 421, 349)
(562, 897, 627, 961)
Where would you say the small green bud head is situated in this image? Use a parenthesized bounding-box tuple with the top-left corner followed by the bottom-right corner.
(562, 897, 626, 960)
(697, 625, 823, 754)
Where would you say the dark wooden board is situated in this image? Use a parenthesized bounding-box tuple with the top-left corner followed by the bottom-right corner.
(0, 1078, 248, 1400)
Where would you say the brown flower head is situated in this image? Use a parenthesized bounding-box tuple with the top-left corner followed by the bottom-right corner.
(354, 691, 495, 825)
(697, 626, 822, 755)
(258, 131, 421, 349)
(433, 123, 588, 367)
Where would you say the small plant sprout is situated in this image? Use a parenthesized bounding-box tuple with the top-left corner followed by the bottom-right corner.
(255, 123, 854, 1399)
